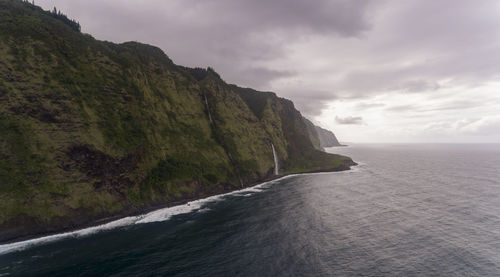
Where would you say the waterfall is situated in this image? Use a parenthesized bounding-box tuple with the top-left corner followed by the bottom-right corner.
(271, 143, 279, 175)
(204, 94, 213, 125)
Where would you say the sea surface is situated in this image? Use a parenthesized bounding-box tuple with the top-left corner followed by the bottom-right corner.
(1, 144, 500, 276)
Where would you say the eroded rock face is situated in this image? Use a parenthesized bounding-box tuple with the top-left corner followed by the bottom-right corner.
(315, 126, 343, 147)
(66, 144, 140, 192)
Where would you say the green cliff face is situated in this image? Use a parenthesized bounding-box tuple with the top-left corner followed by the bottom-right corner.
(0, 0, 355, 241)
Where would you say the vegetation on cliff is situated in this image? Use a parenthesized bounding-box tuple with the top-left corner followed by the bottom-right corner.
(0, 0, 355, 241)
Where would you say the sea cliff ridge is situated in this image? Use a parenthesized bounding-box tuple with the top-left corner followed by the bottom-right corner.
(0, 0, 355, 242)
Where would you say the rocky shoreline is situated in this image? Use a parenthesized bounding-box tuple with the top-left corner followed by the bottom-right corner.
(0, 162, 355, 246)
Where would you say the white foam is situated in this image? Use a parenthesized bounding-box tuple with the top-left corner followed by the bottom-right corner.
(136, 202, 202, 224)
(0, 170, 355, 255)
(353, 160, 367, 167)
(0, 177, 281, 255)
(0, 216, 139, 255)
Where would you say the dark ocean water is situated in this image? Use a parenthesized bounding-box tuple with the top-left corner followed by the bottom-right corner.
(2, 144, 500, 276)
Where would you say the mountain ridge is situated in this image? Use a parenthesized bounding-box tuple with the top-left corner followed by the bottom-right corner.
(0, 0, 354, 242)
(315, 125, 343, 147)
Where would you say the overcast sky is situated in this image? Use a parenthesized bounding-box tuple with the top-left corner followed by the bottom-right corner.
(37, 0, 500, 143)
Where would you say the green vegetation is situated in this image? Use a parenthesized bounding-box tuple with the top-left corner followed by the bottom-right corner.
(0, 0, 355, 241)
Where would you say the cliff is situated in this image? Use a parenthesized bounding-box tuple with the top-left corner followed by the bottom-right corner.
(302, 117, 343, 150)
(315, 125, 343, 147)
(0, 0, 355, 242)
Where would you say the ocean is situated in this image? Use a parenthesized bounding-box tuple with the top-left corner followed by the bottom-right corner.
(1, 144, 500, 276)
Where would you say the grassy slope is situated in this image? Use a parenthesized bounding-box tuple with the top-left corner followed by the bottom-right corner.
(233, 85, 352, 173)
(0, 0, 355, 241)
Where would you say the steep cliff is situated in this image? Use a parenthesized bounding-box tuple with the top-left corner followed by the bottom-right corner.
(302, 117, 326, 151)
(0, 0, 354, 241)
(315, 125, 343, 147)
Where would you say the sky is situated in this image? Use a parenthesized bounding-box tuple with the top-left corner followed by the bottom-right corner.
(37, 0, 500, 143)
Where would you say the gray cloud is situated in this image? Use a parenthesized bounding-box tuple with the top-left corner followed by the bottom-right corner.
(355, 102, 385, 110)
(228, 67, 295, 89)
(296, 101, 330, 117)
(403, 80, 440, 93)
(335, 116, 364, 125)
(421, 100, 483, 112)
(332, 0, 500, 100)
(467, 118, 500, 136)
(385, 100, 482, 113)
(424, 117, 500, 137)
(385, 105, 415, 112)
(283, 89, 338, 116)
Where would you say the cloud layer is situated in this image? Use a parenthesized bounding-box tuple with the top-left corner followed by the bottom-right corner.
(335, 116, 364, 125)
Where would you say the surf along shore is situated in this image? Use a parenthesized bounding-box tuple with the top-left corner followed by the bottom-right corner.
(0, 163, 356, 255)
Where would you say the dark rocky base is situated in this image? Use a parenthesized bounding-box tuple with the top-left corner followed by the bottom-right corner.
(0, 163, 355, 244)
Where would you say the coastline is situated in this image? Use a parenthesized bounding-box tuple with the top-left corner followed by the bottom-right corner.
(0, 164, 356, 254)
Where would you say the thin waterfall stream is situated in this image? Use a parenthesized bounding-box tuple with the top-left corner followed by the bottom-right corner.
(204, 94, 213, 125)
(271, 143, 279, 175)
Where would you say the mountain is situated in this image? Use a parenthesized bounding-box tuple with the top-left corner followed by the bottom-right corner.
(0, 0, 355, 242)
(301, 117, 324, 151)
(302, 118, 343, 150)
(315, 125, 343, 147)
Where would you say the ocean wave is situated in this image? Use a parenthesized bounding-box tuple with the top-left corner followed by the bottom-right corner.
(0, 216, 139, 255)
